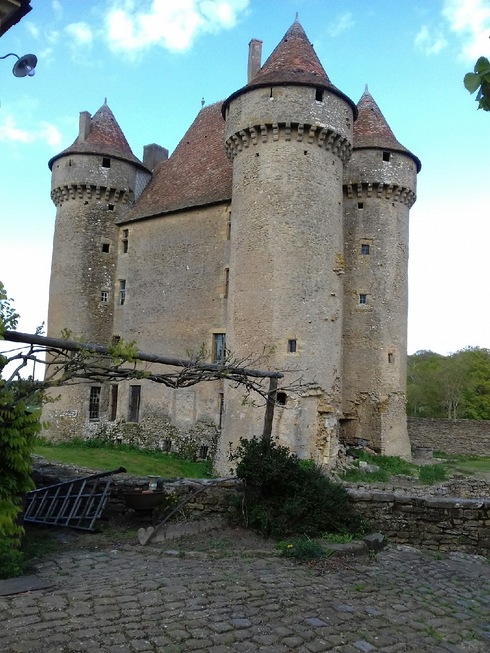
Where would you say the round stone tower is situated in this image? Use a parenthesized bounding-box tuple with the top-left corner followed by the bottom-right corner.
(342, 87, 421, 458)
(47, 103, 150, 345)
(220, 20, 356, 462)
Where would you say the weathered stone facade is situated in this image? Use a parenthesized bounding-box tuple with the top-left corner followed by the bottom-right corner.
(43, 20, 420, 471)
(408, 417, 490, 457)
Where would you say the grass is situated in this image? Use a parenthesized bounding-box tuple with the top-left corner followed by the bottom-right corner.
(33, 438, 212, 478)
(434, 452, 490, 476)
(341, 450, 417, 483)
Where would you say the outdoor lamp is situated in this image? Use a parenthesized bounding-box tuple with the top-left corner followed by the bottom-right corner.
(0, 52, 37, 77)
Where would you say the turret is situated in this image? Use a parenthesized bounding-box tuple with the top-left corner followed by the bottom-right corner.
(47, 103, 150, 345)
(220, 20, 356, 464)
(342, 87, 421, 458)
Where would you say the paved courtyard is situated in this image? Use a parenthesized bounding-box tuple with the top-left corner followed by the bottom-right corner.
(1, 533, 489, 653)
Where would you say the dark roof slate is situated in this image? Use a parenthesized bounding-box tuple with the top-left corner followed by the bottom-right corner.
(354, 87, 421, 171)
(124, 102, 232, 222)
(223, 19, 356, 115)
(48, 103, 146, 171)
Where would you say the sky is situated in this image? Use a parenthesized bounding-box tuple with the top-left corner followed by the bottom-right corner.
(1, 0, 489, 358)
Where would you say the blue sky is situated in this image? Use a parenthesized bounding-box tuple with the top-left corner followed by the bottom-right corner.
(1, 0, 489, 356)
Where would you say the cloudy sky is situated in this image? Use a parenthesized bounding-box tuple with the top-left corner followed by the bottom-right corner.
(1, 0, 489, 356)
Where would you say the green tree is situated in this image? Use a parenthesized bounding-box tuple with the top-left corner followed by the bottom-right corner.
(464, 56, 490, 111)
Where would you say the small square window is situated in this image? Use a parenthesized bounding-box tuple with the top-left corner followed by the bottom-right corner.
(361, 244, 370, 255)
(359, 294, 367, 305)
(102, 157, 111, 168)
(101, 243, 110, 253)
(108, 203, 115, 211)
(357, 202, 364, 209)
(100, 290, 109, 303)
(382, 151, 391, 162)
(287, 339, 297, 353)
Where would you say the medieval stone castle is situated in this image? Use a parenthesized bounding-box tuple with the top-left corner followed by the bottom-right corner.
(43, 20, 420, 470)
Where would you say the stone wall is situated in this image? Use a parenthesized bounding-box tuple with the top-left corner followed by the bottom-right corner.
(31, 459, 490, 554)
(408, 417, 490, 456)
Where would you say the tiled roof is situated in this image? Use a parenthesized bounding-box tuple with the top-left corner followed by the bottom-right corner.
(223, 20, 356, 115)
(354, 87, 421, 172)
(48, 103, 146, 171)
(124, 102, 232, 222)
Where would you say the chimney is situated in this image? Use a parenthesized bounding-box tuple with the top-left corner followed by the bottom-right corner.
(143, 143, 169, 171)
(247, 39, 262, 83)
(79, 111, 91, 142)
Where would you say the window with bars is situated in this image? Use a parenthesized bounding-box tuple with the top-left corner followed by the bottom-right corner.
(359, 294, 367, 305)
(89, 387, 101, 420)
(100, 290, 109, 303)
(119, 280, 126, 305)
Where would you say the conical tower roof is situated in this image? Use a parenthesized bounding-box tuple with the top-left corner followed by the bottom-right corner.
(353, 87, 421, 171)
(48, 103, 147, 171)
(223, 19, 356, 115)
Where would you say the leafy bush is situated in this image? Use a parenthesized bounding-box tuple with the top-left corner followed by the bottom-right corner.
(230, 437, 364, 538)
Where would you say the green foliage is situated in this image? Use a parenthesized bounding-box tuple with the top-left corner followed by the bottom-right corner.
(407, 347, 490, 419)
(418, 464, 448, 485)
(230, 437, 364, 538)
(0, 281, 19, 337)
(0, 539, 24, 579)
(464, 56, 490, 111)
(278, 537, 329, 561)
(34, 438, 212, 478)
(341, 450, 417, 483)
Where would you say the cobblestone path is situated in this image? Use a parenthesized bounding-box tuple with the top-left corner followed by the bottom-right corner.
(1, 542, 489, 653)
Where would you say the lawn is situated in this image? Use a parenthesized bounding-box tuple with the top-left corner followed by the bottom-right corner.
(33, 438, 212, 478)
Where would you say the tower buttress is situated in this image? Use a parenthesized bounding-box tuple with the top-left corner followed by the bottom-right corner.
(342, 88, 421, 458)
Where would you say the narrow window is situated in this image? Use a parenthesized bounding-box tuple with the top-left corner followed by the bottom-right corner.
(357, 202, 364, 209)
(224, 268, 229, 298)
(102, 157, 111, 168)
(287, 339, 297, 353)
(213, 333, 226, 363)
(110, 384, 118, 421)
(128, 385, 141, 423)
(218, 392, 224, 429)
(100, 290, 109, 303)
(359, 293, 367, 305)
(361, 244, 370, 255)
(162, 438, 172, 452)
(101, 243, 110, 253)
(382, 151, 391, 162)
(388, 352, 394, 364)
(226, 213, 232, 240)
(119, 280, 126, 305)
(122, 229, 129, 253)
(89, 387, 101, 420)
(315, 88, 323, 102)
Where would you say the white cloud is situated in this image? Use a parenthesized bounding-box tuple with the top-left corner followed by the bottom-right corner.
(105, 0, 249, 54)
(328, 12, 354, 38)
(52, 0, 63, 20)
(0, 115, 61, 148)
(414, 25, 448, 55)
(65, 22, 94, 46)
(442, 0, 490, 60)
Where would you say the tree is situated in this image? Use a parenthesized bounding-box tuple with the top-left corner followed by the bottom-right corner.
(464, 56, 490, 111)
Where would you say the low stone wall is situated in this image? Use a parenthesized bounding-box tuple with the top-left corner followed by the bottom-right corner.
(31, 459, 490, 554)
(408, 417, 490, 456)
(347, 488, 490, 554)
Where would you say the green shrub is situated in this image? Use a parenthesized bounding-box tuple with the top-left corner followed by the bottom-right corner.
(230, 437, 364, 538)
(0, 539, 24, 579)
(418, 464, 448, 485)
(278, 537, 329, 561)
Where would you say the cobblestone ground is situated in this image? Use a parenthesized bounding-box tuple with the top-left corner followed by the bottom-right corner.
(1, 540, 489, 653)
